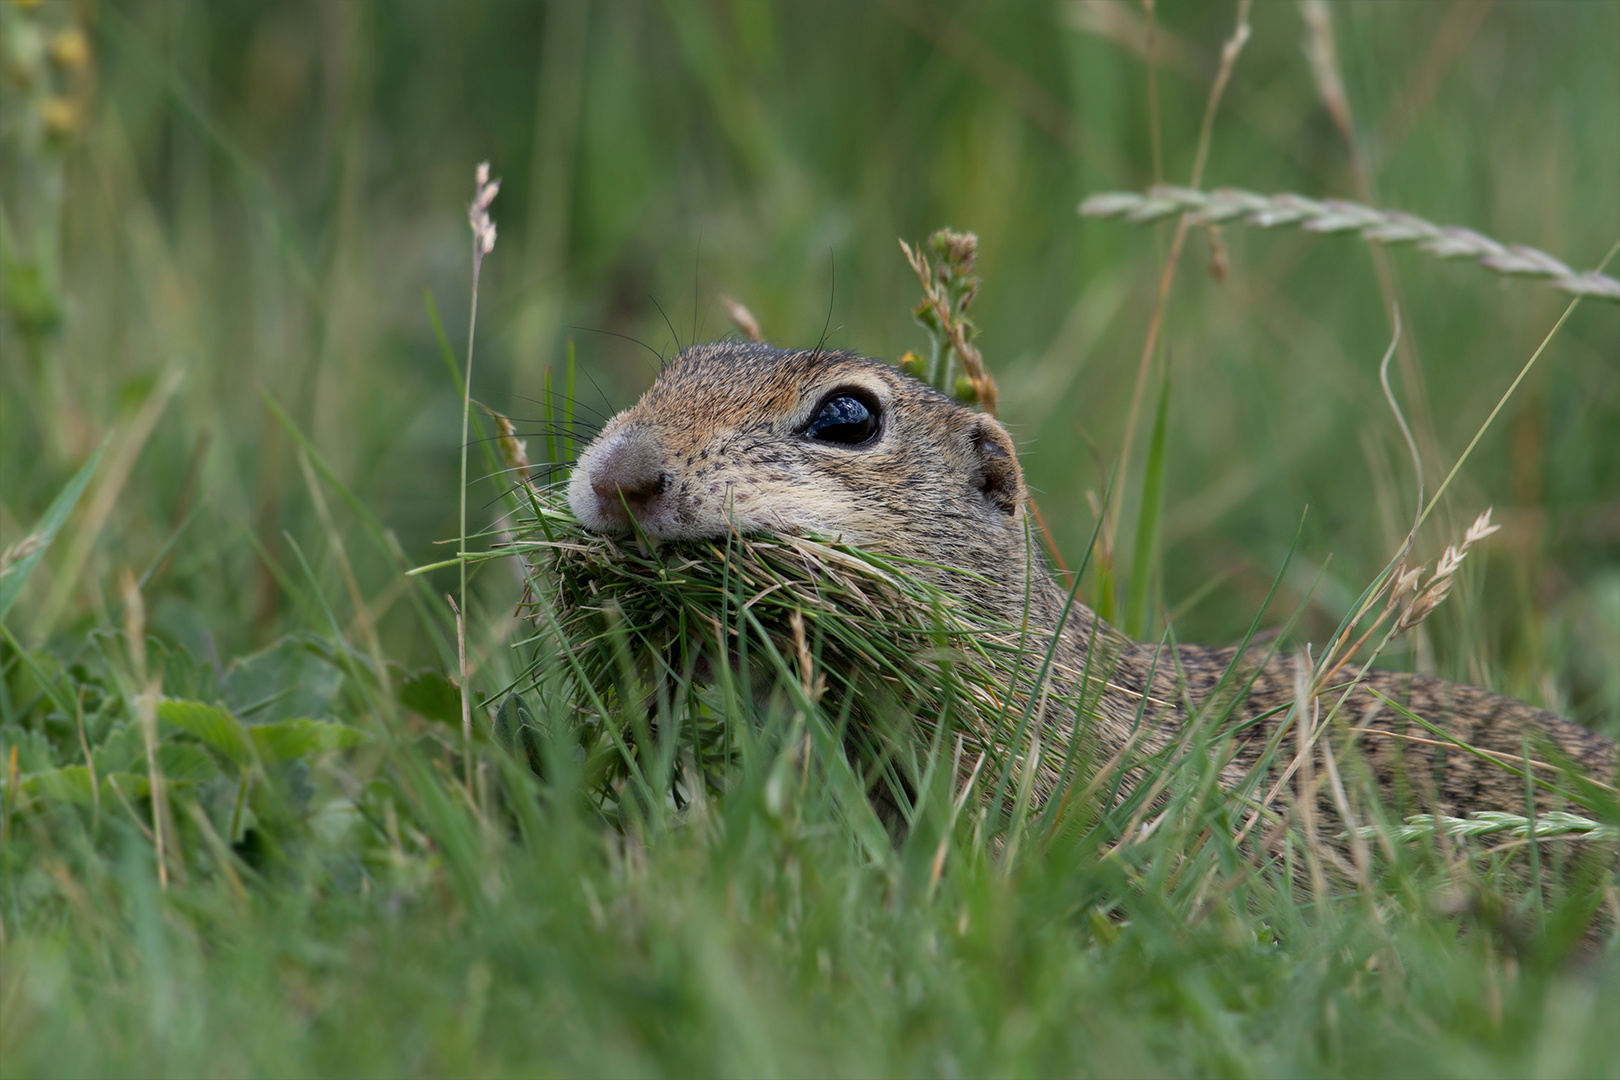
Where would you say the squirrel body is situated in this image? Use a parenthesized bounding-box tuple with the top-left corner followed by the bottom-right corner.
(569, 342, 1617, 818)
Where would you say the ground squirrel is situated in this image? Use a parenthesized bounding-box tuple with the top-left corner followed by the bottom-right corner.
(567, 341, 1617, 822)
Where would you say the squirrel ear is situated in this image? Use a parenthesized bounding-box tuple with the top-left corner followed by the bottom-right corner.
(969, 416, 1024, 517)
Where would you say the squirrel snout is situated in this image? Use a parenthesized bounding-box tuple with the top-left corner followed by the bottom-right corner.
(589, 436, 667, 505)
(571, 428, 677, 534)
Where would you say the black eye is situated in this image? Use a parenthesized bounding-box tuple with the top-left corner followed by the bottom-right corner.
(804, 394, 879, 445)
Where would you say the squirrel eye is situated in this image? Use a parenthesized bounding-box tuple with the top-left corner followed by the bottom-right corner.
(805, 394, 879, 445)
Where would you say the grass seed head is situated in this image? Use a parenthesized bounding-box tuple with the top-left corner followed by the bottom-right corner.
(1395, 508, 1501, 632)
(1082, 187, 1620, 301)
(488, 407, 530, 484)
(470, 162, 499, 255)
(0, 532, 45, 578)
(719, 295, 763, 342)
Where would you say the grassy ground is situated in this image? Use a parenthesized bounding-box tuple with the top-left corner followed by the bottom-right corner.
(2, 1, 1618, 1075)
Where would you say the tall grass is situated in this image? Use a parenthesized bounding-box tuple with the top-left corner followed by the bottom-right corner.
(1, 2, 1617, 1075)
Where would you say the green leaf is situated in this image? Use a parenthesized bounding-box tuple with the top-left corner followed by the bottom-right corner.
(19, 765, 99, 806)
(494, 694, 545, 775)
(224, 635, 344, 723)
(155, 697, 362, 769)
(0, 727, 60, 773)
(91, 723, 146, 775)
(98, 771, 152, 801)
(0, 436, 109, 623)
(249, 718, 365, 763)
(13, 768, 169, 808)
(158, 698, 253, 766)
(159, 741, 225, 784)
(400, 669, 462, 727)
(494, 693, 523, 753)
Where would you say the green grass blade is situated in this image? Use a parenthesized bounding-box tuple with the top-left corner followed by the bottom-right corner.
(544, 367, 559, 466)
(259, 390, 454, 665)
(1125, 371, 1171, 639)
(424, 288, 503, 485)
(0, 435, 108, 624)
(564, 338, 578, 465)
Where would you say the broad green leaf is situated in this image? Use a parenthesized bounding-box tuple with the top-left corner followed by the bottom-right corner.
(401, 669, 461, 727)
(249, 718, 365, 763)
(224, 635, 344, 723)
(99, 771, 152, 801)
(19, 765, 99, 806)
(91, 722, 146, 776)
(15, 758, 213, 810)
(493, 693, 545, 775)
(155, 697, 363, 767)
(0, 727, 60, 773)
(158, 699, 253, 766)
(494, 693, 524, 753)
(0, 436, 108, 623)
(158, 741, 224, 784)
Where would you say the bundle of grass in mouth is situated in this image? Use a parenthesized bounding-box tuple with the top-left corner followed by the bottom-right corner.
(507, 481, 1081, 826)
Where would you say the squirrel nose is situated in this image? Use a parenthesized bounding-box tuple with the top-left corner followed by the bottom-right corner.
(589, 434, 668, 507)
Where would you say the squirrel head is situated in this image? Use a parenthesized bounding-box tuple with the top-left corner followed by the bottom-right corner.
(568, 342, 1027, 562)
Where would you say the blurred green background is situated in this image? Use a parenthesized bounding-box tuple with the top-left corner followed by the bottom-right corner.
(3, 0, 1617, 732)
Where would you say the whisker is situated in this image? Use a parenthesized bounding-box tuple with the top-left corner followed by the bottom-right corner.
(476, 467, 577, 513)
(464, 426, 598, 451)
(649, 292, 683, 359)
(577, 366, 616, 426)
(503, 389, 614, 426)
(810, 250, 836, 363)
(692, 235, 703, 346)
(568, 324, 665, 368)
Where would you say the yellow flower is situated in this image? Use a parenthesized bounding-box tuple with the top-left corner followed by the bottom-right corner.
(48, 27, 90, 73)
(41, 96, 80, 136)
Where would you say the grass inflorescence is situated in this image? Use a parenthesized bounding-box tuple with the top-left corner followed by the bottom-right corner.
(1082, 186, 1620, 302)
